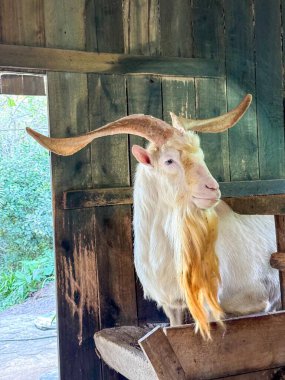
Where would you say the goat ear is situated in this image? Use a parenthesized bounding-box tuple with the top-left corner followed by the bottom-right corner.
(169, 112, 191, 134)
(131, 145, 152, 166)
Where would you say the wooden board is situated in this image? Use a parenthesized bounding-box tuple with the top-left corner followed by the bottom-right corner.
(159, 0, 192, 58)
(63, 188, 285, 215)
(0, 0, 45, 46)
(139, 326, 186, 380)
(0, 43, 224, 77)
(255, 0, 285, 180)
(0, 73, 45, 95)
(164, 311, 285, 380)
(224, 0, 259, 182)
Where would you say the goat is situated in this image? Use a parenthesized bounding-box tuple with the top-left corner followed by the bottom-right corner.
(27, 94, 280, 339)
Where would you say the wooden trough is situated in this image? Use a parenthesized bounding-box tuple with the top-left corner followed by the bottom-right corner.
(1, 1, 285, 379)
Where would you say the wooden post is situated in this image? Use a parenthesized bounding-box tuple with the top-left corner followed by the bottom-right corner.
(139, 326, 186, 380)
(274, 215, 285, 308)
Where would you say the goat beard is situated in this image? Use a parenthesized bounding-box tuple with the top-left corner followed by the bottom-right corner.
(180, 206, 224, 339)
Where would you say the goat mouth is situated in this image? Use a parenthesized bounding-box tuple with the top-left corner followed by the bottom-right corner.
(192, 196, 220, 209)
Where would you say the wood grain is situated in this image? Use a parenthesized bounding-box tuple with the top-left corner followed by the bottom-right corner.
(255, 0, 285, 180)
(0, 73, 45, 95)
(0, 43, 224, 77)
(224, 0, 259, 182)
(0, 0, 45, 46)
(164, 311, 285, 380)
(63, 188, 285, 215)
(139, 326, 186, 380)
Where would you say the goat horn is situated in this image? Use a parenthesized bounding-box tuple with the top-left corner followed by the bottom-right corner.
(26, 115, 177, 156)
(170, 94, 252, 133)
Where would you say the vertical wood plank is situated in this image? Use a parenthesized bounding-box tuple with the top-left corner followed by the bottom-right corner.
(44, 0, 86, 49)
(45, 1, 100, 379)
(192, 0, 225, 62)
(192, 0, 229, 182)
(195, 78, 229, 182)
(89, 4, 137, 378)
(159, 0, 193, 57)
(127, 75, 163, 178)
(94, 0, 124, 53)
(224, 0, 259, 182)
(275, 216, 285, 308)
(122, 0, 160, 55)
(47, 71, 100, 380)
(255, 0, 285, 180)
(0, 0, 45, 46)
(162, 77, 196, 123)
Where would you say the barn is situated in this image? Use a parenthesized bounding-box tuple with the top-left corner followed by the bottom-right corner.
(1, 1, 285, 379)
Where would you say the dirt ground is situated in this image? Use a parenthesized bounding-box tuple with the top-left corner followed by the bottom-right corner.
(0, 282, 58, 380)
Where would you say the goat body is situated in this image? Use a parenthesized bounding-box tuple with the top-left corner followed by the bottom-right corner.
(133, 162, 280, 327)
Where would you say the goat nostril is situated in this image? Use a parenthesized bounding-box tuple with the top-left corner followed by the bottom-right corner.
(206, 184, 219, 191)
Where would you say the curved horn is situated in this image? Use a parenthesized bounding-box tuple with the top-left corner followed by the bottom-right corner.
(26, 115, 176, 156)
(170, 94, 252, 133)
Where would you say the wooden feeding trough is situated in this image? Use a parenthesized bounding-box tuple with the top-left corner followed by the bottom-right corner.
(1, 1, 285, 379)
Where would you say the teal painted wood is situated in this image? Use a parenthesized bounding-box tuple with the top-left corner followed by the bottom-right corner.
(161, 77, 196, 124)
(159, 0, 193, 57)
(192, 0, 225, 63)
(224, 0, 259, 182)
(255, 0, 285, 180)
(220, 179, 285, 198)
(195, 78, 229, 182)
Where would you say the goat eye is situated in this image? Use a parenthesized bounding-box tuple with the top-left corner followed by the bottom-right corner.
(165, 159, 174, 165)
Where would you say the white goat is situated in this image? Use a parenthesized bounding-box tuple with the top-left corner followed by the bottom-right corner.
(27, 94, 280, 339)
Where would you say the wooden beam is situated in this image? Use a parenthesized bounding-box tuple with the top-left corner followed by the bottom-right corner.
(62, 188, 285, 215)
(0, 43, 224, 77)
(139, 326, 186, 380)
(164, 311, 285, 379)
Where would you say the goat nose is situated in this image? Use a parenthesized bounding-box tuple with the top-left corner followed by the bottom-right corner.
(205, 181, 219, 191)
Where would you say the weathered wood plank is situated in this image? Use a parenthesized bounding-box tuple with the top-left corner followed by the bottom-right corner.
(164, 311, 285, 379)
(127, 75, 163, 179)
(123, 0, 160, 56)
(45, 2, 100, 379)
(220, 367, 285, 380)
(0, 0, 45, 46)
(0, 43, 224, 77)
(47, 71, 99, 380)
(275, 216, 285, 308)
(94, 0, 124, 54)
(219, 179, 285, 198)
(195, 78, 229, 182)
(224, 0, 259, 181)
(255, 0, 285, 180)
(63, 188, 285, 215)
(159, 0, 192, 58)
(192, 0, 225, 63)
(0, 74, 45, 95)
(139, 326, 186, 380)
(162, 77, 195, 123)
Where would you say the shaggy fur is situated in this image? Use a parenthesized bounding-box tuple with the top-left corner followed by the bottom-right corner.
(133, 132, 280, 339)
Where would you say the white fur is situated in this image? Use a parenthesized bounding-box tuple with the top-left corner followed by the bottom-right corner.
(133, 141, 280, 324)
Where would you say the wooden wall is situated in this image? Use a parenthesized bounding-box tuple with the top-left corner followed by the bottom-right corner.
(1, 1, 285, 379)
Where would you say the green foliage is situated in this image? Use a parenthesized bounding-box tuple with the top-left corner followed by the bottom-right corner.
(0, 249, 55, 311)
(0, 94, 54, 310)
